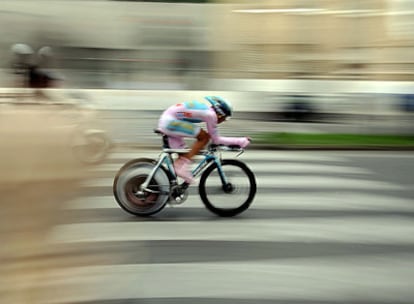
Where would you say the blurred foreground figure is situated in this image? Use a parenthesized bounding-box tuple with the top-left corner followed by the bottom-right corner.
(11, 43, 63, 100)
(0, 104, 90, 303)
(10, 43, 34, 84)
(9, 43, 111, 164)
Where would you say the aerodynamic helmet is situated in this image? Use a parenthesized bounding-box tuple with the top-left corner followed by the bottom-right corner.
(204, 96, 233, 119)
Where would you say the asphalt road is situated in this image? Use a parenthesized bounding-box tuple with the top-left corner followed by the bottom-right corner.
(16, 149, 413, 304)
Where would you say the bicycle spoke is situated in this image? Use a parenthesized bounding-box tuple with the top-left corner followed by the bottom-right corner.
(204, 170, 250, 206)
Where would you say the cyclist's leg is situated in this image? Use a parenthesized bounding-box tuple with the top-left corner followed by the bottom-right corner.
(177, 129, 210, 183)
(164, 130, 209, 154)
(184, 129, 210, 159)
(161, 119, 203, 183)
(162, 119, 210, 158)
(168, 136, 187, 149)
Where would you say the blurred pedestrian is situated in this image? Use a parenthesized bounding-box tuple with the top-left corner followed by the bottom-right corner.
(10, 43, 63, 101)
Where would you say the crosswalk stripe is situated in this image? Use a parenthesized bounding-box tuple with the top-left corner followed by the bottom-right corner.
(63, 193, 414, 212)
(255, 176, 404, 189)
(107, 150, 346, 162)
(49, 217, 414, 244)
(24, 258, 414, 303)
(91, 162, 372, 175)
(81, 176, 403, 190)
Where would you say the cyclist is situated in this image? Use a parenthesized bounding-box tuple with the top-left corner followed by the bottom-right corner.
(12, 44, 63, 87)
(158, 96, 250, 183)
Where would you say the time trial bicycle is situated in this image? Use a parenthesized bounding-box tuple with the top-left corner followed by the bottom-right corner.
(113, 129, 257, 217)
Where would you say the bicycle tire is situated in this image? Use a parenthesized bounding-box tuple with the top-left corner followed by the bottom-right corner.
(113, 159, 171, 216)
(199, 159, 256, 217)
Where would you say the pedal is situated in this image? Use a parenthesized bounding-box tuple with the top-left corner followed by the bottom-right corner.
(168, 185, 188, 205)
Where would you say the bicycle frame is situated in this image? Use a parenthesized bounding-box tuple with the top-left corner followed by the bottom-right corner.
(192, 151, 229, 185)
(139, 146, 239, 193)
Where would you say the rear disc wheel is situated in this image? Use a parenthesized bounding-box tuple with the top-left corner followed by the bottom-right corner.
(113, 162, 170, 216)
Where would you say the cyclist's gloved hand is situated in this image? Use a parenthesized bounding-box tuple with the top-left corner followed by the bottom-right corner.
(239, 137, 251, 148)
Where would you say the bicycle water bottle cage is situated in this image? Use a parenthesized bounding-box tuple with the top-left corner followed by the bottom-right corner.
(154, 129, 170, 148)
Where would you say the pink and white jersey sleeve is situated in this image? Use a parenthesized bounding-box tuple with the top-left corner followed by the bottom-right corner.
(203, 109, 250, 148)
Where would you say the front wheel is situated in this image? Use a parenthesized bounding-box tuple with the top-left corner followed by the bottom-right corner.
(199, 159, 256, 217)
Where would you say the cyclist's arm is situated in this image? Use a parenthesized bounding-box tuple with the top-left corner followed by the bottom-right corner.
(204, 111, 250, 148)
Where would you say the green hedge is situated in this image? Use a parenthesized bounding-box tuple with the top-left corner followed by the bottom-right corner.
(254, 133, 414, 147)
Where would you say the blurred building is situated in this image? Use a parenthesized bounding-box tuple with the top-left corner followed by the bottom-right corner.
(213, 0, 414, 81)
(0, 0, 413, 89)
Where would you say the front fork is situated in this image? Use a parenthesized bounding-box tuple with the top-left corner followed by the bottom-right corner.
(192, 154, 229, 186)
(214, 159, 230, 187)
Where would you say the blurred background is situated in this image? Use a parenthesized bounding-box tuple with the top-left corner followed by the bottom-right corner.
(1, 0, 414, 123)
(1, 1, 414, 303)
(1, 0, 414, 88)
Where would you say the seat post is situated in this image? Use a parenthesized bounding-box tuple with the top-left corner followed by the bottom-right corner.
(154, 129, 170, 148)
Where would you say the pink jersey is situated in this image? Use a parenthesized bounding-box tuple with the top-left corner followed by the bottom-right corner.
(159, 100, 249, 147)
